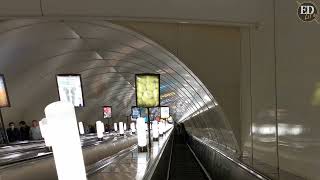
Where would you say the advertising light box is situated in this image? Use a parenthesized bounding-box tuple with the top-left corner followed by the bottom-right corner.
(139, 108, 149, 122)
(161, 106, 170, 119)
(150, 107, 160, 121)
(131, 107, 140, 120)
(0, 75, 10, 108)
(56, 74, 84, 107)
(135, 74, 160, 108)
(140, 108, 148, 118)
(103, 106, 112, 118)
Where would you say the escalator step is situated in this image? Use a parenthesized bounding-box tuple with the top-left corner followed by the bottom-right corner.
(169, 136, 208, 180)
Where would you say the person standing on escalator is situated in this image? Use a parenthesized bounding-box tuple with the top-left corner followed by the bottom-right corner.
(30, 120, 42, 140)
(6, 122, 20, 142)
(19, 121, 30, 141)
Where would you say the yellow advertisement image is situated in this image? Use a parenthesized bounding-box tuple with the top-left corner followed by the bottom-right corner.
(136, 74, 160, 107)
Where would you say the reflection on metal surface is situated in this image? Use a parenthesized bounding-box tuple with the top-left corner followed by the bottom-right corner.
(252, 123, 303, 136)
(312, 82, 320, 106)
(89, 128, 173, 180)
(189, 136, 271, 180)
(160, 92, 175, 99)
(136, 152, 148, 179)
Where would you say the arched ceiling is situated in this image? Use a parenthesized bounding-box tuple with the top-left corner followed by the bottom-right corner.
(0, 19, 218, 124)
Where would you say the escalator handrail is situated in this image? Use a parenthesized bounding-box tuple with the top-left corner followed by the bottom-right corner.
(192, 136, 272, 180)
(0, 134, 126, 168)
(186, 143, 212, 180)
(143, 128, 174, 180)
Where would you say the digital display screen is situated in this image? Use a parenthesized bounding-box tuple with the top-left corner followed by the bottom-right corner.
(131, 107, 140, 119)
(150, 107, 160, 121)
(161, 107, 170, 119)
(103, 106, 112, 118)
(140, 108, 149, 122)
(56, 74, 84, 107)
(135, 74, 160, 107)
(0, 75, 10, 107)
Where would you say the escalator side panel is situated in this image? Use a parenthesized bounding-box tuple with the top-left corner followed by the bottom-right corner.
(188, 136, 265, 180)
(150, 134, 173, 180)
(169, 132, 208, 180)
(0, 136, 137, 180)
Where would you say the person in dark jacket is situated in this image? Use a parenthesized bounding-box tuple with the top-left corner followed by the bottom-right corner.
(19, 121, 30, 141)
(6, 122, 20, 142)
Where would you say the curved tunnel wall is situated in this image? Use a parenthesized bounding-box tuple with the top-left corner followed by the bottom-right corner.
(0, 19, 238, 152)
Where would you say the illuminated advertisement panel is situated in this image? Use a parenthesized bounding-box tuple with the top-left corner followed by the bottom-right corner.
(103, 106, 112, 118)
(56, 74, 84, 107)
(0, 75, 10, 108)
(135, 74, 160, 108)
(139, 108, 149, 123)
(150, 107, 160, 121)
(131, 106, 140, 120)
(160, 106, 170, 119)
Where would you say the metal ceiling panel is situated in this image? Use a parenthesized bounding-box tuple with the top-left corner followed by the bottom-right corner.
(0, 19, 239, 152)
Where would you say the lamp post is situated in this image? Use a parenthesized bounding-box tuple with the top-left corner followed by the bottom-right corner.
(114, 123, 118, 132)
(96, 121, 104, 141)
(119, 122, 124, 136)
(130, 122, 136, 134)
(0, 110, 9, 144)
(135, 74, 160, 151)
(44, 101, 86, 180)
(78, 122, 85, 135)
(39, 118, 52, 150)
(137, 117, 147, 152)
(152, 120, 159, 141)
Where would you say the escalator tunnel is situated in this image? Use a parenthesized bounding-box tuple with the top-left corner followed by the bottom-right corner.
(0, 19, 299, 180)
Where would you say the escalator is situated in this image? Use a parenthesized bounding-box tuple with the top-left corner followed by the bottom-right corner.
(168, 129, 209, 180)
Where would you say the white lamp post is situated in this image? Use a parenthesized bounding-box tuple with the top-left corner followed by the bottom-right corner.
(137, 117, 147, 152)
(119, 122, 124, 136)
(78, 122, 85, 135)
(114, 123, 118, 132)
(152, 121, 159, 141)
(39, 118, 52, 148)
(44, 101, 86, 180)
(124, 123, 127, 131)
(130, 122, 136, 134)
(96, 121, 104, 140)
(158, 121, 164, 137)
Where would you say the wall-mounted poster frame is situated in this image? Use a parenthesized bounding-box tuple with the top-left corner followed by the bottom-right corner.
(160, 106, 170, 119)
(131, 106, 140, 120)
(103, 106, 112, 119)
(56, 74, 85, 107)
(135, 73, 160, 108)
(0, 74, 10, 108)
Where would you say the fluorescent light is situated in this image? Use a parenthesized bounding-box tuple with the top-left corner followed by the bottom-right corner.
(96, 121, 104, 139)
(119, 122, 124, 136)
(114, 123, 118, 132)
(44, 101, 86, 180)
(158, 121, 164, 136)
(78, 122, 85, 135)
(39, 118, 52, 147)
(152, 121, 159, 141)
(137, 117, 147, 150)
(131, 122, 136, 134)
